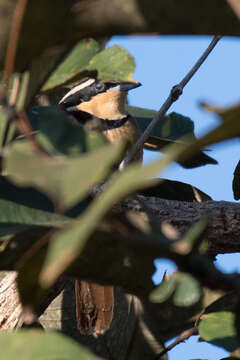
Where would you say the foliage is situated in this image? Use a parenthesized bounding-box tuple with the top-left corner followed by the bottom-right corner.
(0, 2, 240, 360)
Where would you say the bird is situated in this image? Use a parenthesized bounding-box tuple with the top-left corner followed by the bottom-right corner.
(59, 77, 142, 336)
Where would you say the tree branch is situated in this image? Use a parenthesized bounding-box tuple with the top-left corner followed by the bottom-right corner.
(121, 35, 222, 168)
(154, 326, 198, 360)
(123, 196, 240, 254)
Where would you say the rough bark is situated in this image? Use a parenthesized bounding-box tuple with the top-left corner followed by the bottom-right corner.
(0, 272, 223, 359)
(122, 196, 240, 254)
(1, 195, 239, 358)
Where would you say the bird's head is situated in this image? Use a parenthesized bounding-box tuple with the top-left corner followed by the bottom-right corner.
(59, 78, 141, 120)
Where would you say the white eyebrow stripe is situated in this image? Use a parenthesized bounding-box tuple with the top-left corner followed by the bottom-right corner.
(107, 84, 120, 92)
(59, 78, 96, 104)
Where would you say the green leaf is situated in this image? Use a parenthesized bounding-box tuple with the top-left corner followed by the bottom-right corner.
(17, 243, 48, 308)
(25, 46, 69, 107)
(197, 103, 240, 148)
(42, 39, 100, 91)
(128, 106, 195, 141)
(199, 311, 238, 352)
(39, 141, 189, 287)
(128, 106, 217, 168)
(150, 272, 201, 307)
(204, 292, 239, 314)
(140, 178, 211, 202)
(16, 72, 30, 111)
(0, 228, 51, 270)
(28, 106, 107, 155)
(0, 108, 16, 146)
(87, 45, 135, 81)
(0, 329, 101, 360)
(5, 140, 126, 211)
(0, 175, 53, 212)
(0, 199, 67, 237)
(233, 160, 240, 200)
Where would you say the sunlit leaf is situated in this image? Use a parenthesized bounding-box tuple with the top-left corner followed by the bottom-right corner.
(199, 312, 238, 352)
(42, 39, 100, 91)
(87, 46, 135, 81)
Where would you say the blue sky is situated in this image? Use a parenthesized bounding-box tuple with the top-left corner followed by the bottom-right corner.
(108, 36, 240, 359)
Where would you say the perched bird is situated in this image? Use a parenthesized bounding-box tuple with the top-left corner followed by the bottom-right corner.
(59, 77, 142, 336)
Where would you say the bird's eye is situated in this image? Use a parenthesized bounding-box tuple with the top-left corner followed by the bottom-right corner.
(95, 83, 105, 92)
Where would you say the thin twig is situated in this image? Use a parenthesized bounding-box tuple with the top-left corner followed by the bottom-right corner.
(3, 0, 28, 90)
(14, 110, 50, 156)
(153, 326, 198, 360)
(9, 74, 21, 106)
(121, 35, 222, 168)
(1, 74, 21, 149)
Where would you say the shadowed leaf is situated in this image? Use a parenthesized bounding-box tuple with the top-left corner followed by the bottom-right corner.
(39, 141, 189, 287)
(128, 106, 217, 168)
(25, 46, 69, 107)
(0, 199, 67, 237)
(5, 140, 126, 211)
(0, 107, 16, 146)
(0, 329, 102, 360)
(139, 178, 211, 202)
(233, 160, 240, 200)
(28, 106, 107, 155)
(128, 106, 195, 141)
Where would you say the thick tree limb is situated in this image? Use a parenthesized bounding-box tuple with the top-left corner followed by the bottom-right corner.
(123, 196, 240, 254)
(0, 1, 239, 71)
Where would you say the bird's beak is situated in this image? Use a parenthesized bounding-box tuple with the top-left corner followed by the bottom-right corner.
(120, 81, 142, 92)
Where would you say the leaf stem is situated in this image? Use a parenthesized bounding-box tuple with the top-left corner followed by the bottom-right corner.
(121, 35, 222, 168)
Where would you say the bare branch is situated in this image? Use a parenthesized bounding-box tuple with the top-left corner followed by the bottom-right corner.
(121, 35, 222, 168)
(154, 326, 198, 360)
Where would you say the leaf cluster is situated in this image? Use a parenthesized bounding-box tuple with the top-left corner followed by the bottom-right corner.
(0, 2, 240, 360)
